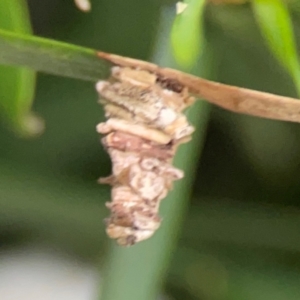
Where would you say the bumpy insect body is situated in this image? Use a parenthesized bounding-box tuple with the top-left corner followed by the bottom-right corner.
(96, 67, 195, 246)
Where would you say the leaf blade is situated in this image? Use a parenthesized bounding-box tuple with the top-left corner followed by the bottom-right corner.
(0, 0, 41, 136)
(170, 0, 207, 69)
(100, 8, 211, 300)
(0, 28, 112, 82)
(252, 0, 300, 96)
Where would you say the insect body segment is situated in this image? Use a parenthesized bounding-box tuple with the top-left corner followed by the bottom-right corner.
(96, 67, 194, 246)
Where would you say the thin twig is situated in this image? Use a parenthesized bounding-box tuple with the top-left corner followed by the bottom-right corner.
(98, 51, 300, 123)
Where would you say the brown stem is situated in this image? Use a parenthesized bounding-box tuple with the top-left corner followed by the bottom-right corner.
(98, 51, 300, 123)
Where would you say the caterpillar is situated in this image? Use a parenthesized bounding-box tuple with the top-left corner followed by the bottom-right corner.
(96, 66, 195, 246)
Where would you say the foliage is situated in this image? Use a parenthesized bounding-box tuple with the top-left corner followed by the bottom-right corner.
(0, 0, 40, 136)
(0, 1, 300, 300)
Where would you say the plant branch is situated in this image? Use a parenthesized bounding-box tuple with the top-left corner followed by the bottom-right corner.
(1, 28, 300, 123)
(98, 51, 300, 123)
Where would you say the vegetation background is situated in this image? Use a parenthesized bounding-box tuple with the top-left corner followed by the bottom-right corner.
(0, 0, 300, 299)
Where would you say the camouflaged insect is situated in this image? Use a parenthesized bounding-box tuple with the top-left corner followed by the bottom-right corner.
(96, 66, 195, 246)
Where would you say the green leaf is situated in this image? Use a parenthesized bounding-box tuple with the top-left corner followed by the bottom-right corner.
(100, 8, 211, 300)
(252, 0, 300, 96)
(0, 5, 112, 136)
(0, 0, 42, 136)
(170, 0, 206, 69)
(0, 28, 112, 81)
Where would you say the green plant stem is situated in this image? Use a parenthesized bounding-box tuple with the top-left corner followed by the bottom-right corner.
(0, 28, 111, 81)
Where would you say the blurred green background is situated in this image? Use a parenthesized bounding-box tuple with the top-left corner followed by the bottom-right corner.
(1, 0, 300, 299)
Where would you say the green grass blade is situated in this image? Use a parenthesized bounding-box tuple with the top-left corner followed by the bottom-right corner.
(252, 0, 300, 96)
(100, 8, 211, 300)
(171, 0, 206, 69)
(0, 29, 112, 82)
(0, 0, 40, 136)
